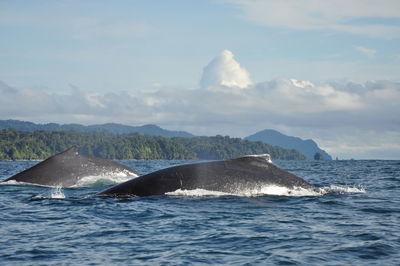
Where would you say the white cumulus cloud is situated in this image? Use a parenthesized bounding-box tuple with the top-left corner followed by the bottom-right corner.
(199, 50, 252, 89)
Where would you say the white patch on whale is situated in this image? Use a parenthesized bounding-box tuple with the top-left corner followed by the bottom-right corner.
(243, 153, 272, 163)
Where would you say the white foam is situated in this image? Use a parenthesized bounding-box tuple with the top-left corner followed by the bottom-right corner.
(166, 184, 365, 198)
(0, 180, 51, 187)
(29, 186, 66, 200)
(72, 171, 138, 187)
(166, 188, 232, 197)
(50, 186, 65, 199)
(259, 185, 323, 196)
(1, 170, 138, 188)
(167, 185, 322, 197)
(320, 185, 366, 194)
(234, 185, 325, 197)
(0, 180, 21, 186)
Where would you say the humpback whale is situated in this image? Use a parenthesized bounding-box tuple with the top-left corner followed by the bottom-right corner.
(96, 154, 316, 197)
(3, 146, 139, 187)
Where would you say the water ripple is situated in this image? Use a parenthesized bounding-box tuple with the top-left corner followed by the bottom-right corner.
(1, 160, 400, 265)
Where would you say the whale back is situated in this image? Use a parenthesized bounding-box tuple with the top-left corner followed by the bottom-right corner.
(4, 146, 138, 187)
(96, 155, 315, 197)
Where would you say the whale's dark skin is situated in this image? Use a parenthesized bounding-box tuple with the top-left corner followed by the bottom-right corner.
(96, 155, 316, 198)
(3, 146, 139, 187)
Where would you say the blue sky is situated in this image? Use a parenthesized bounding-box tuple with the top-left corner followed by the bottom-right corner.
(1, 0, 400, 159)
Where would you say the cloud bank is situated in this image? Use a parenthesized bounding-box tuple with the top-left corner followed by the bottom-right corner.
(1, 51, 399, 159)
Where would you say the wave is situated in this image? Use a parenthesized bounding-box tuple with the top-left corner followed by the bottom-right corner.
(2, 178, 365, 198)
(26, 186, 66, 201)
(166, 184, 366, 197)
(0, 180, 51, 187)
(167, 185, 321, 197)
(319, 185, 366, 194)
(50, 186, 66, 199)
(71, 171, 137, 188)
(166, 188, 232, 197)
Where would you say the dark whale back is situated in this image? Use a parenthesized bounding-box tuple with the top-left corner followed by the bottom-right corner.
(3, 146, 138, 187)
(96, 155, 315, 197)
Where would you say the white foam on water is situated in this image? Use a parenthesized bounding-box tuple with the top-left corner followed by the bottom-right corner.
(167, 185, 323, 197)
(1, 169, 137, 188)
(0, 180, 22, 186)
(258, 185, 323, 197)
(166, 188, 232, 197)
(50, 186, 65, 199)
(72, 171, 138, 187)
(166, 184, 366, 198)
(0, 180, 51, 187)
(232, 185, 325, 197)
(320, 185, 366, 194)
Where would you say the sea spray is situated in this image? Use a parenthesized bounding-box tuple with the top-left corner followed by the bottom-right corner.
(320, 185, 366, 194)
(166, 184, 365, 197)
(72, 171, 136, 187)
(50, 186, 66, 199)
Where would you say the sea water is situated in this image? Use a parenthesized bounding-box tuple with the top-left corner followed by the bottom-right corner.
(0, 160, 399, 265)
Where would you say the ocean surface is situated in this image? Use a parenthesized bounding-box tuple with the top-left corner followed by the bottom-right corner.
(0, 159, 399, 265)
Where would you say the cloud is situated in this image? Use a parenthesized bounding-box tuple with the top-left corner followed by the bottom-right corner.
(225, 0, 400, 39)
(319, 129, 400, 160)
(0, 9, 152, 40)
(1, 77, 399, 158)
(0, 81, 153, 124)
(1, 50, 399, 159)
(354, 46, 376, 58)
(199, 50, 252, 89)
(250, 78, 365, 114)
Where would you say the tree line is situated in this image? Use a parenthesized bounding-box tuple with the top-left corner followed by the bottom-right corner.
(0, 129, 306, 161)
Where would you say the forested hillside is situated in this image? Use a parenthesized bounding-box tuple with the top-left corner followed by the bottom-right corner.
(246, 129, 332, 160)
(0, 120, 193, 138)
(0, 130, 306, 161)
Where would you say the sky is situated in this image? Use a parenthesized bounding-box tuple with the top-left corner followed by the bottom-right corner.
(0, 0, 400, 159)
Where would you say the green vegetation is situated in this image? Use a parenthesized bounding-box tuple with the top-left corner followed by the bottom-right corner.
(0, 129, 306, 161)
(0, 119, 193, 137)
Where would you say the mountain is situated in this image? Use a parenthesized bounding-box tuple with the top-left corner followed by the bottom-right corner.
(0, 131, 306, 161)
(245, 129, 332, 160)
(0, 120, 194, 138)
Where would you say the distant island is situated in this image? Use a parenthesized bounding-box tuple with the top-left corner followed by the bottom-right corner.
(245, 129, 332, 160)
